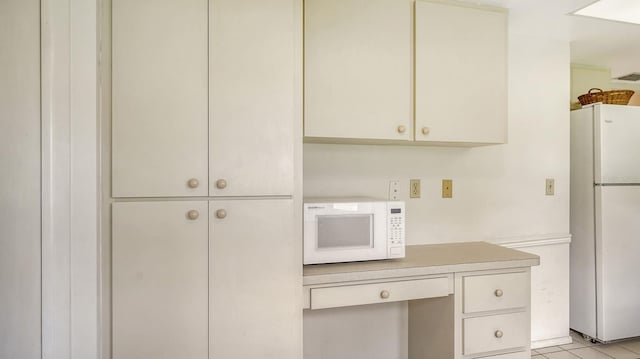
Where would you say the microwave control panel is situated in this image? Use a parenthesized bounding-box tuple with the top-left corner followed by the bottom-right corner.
(388, 203, 405, 258)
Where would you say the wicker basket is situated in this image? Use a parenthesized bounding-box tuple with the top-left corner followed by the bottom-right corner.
(578, 88, 634, 106)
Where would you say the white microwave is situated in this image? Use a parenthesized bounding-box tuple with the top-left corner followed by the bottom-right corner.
(303, 198, 405, 265)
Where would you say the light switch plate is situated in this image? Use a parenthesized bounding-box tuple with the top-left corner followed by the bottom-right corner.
(442, 179, 453, 198)
(410, 179, 421, 198)
(546, 178, 555, 196)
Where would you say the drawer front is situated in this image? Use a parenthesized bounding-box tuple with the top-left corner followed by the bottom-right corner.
(476, 350, 530, 359)
(463, 312, 528, 355)
(463, 271, 528, 313)
(310, 276, 451, 310)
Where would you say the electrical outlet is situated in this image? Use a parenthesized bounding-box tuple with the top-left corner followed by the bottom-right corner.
(410, 179, 421, 198)
(442, 179, 453, 198)
(389, 180, 400, 200)
(546, 178, 555, 196)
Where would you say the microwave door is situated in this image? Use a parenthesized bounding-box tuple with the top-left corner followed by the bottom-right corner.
(304, 207, 389, 264)
(317, 215, 373, 250)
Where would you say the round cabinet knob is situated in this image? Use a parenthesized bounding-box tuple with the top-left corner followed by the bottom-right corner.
(187, 178, 199, 189)
(216, 209, 227, 219)
(421, 127, 430, 135)
(494, 289, 504, 297)
(187, 210, 199, 220)
(216, 179, 227, 189)
(397, 125, 406, 134)
(380, 290, 390, 299)
(494, 330, 503, 338)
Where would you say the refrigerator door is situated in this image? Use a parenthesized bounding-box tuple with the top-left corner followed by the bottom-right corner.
(594, 105, 640, 184)
(595, 185, 640, 341)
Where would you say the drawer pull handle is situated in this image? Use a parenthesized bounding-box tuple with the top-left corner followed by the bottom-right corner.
(397, 125, 406, 134)
(187, 210, 199, 220)
(380, 290, 390, 299)
(494, 330, 503, 338)
(421, 127, 430, 135)
(216, 209, 227, 219)
(187, 178, 199, 189)
(216, 179, 228, 189)
(494, 289, 504, 297)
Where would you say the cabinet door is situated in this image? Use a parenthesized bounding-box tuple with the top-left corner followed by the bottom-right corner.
(210, 199, 301, 358)
(415, 1, 507, 144)
(209, 0, 295, 197)
(112, 0, 208, 197)
(304, 0, 412, 141)
(112, 201, 208, 359)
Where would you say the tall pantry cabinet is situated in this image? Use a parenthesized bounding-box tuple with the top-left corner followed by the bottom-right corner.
(110, 0, 301, 358)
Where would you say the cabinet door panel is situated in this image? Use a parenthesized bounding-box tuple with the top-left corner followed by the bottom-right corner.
(210, 199, 301, 358)
(463, 312, 529, 355)
(304, 0, 412, 141)
(112, 0, 208, 197)
(112, 201, 208, 359)
(463, 271, 529, 313)
(210, 0, 294, 196)
(415, 1, 507, 144)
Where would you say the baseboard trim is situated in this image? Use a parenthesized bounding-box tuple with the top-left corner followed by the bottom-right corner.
(496, 233, 572, 249)
(532, 336, 573, 349)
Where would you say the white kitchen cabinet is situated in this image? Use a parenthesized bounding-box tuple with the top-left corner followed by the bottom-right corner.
(109, 0, 300, 358)
(112, 0, 208, 197)
(210, 199, 301, 358)
(304, 0, 413, 142)
(112, 201, 208, 359)
(304, 0, 506, 146)
(112, 199, 300, 359)
(415, 0, 507, 144)
(455, 269, 531, 359)
(209, 0, 295, 197)
(113, 0, 295, 198)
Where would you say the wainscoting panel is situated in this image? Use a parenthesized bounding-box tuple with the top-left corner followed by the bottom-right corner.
(499, 234, 572, 349)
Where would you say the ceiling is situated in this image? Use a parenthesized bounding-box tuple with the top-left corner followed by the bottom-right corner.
(463, 0, 640, 78)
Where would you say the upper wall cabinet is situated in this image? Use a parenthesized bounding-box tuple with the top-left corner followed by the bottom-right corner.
(209, 0, 294, 197)
(112, 0, 295, 198)
(304, 0, 413, 142)
(112, 0, 208, 197)
(415, 0, 507, 145)
(304, 0, 507, 146)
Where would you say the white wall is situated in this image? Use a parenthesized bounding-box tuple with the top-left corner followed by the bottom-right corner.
(0, 1, 42, 358)
(303, 11, 571, 357)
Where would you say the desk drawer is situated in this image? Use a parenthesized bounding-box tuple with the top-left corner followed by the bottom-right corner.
(463, 311, 528, 355)
(463, 271, 528, 313)
(310, 276, 451, 310)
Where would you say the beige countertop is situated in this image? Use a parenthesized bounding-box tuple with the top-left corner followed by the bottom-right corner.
(303, 242, 540, 286)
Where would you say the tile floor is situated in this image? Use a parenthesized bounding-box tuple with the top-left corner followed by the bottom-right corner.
(531, 331, 640, 359)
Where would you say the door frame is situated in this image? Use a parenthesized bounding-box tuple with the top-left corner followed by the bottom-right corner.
(41, 0, 100, 358)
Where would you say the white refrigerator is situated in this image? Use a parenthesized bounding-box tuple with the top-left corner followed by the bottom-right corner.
(571, 103, 640, 342)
